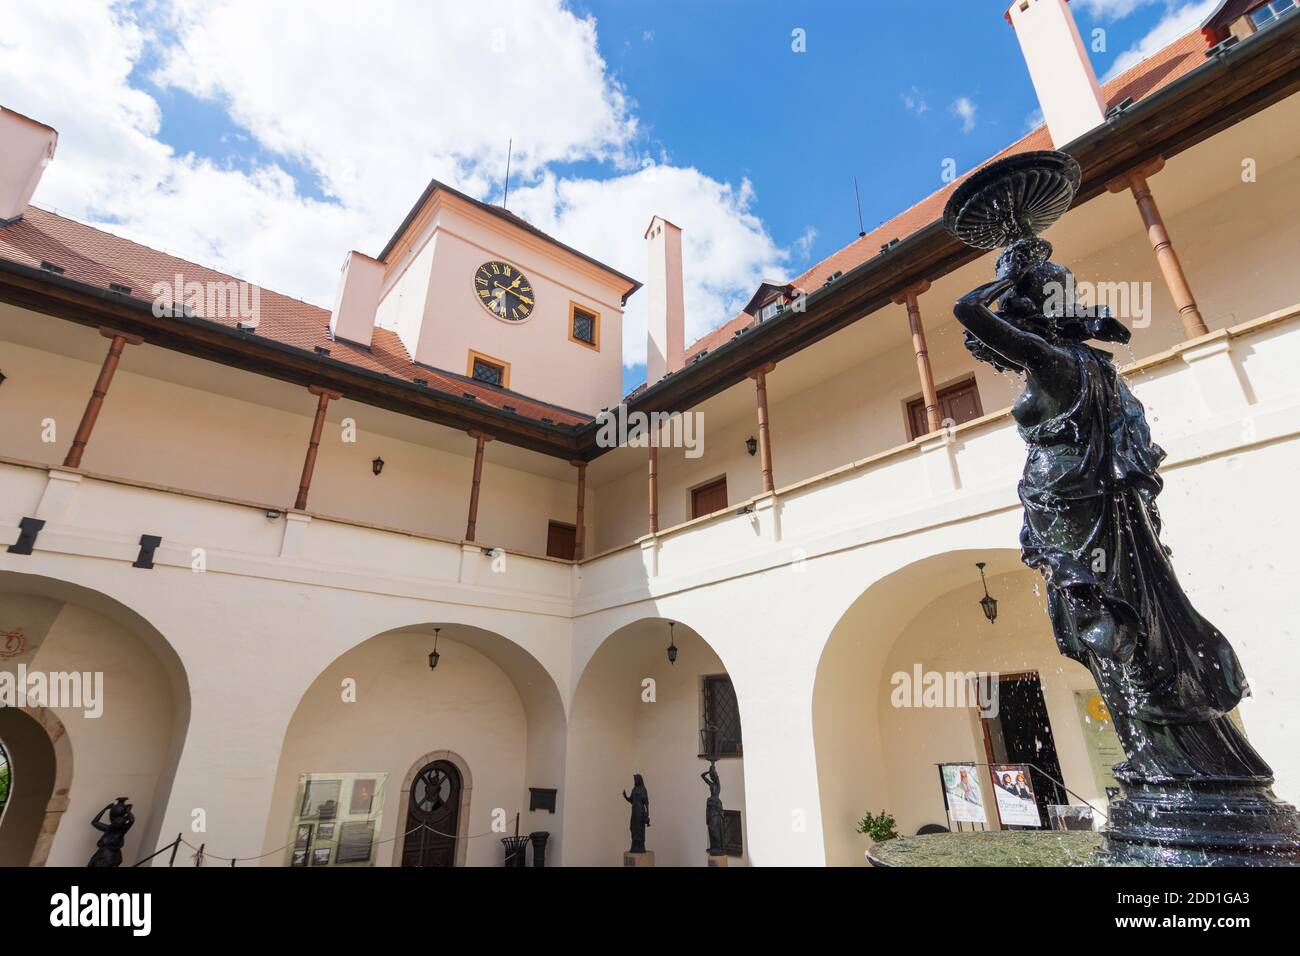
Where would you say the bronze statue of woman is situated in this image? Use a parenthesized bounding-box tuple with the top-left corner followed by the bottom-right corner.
(622, 774, 650, 854)
(701, 763, 724, 857)
(88, 797, 135, 867)
(947, 151, 1298, 864)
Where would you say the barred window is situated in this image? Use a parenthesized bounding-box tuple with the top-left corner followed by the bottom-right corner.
(570, 303, 599, 348)
(722, 809, 743, 857)
(701, 674, 743, 757)
(471, 356, 506, 387)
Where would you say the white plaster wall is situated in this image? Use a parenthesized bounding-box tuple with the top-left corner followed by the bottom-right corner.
(263, 632, 528, 867)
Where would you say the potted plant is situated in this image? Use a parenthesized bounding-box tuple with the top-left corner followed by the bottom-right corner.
(857, 810, 898, 847)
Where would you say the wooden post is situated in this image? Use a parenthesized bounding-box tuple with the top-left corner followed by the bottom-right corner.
(647, 445, 659, 535)
(1108, 158, 1208, 341)
(294, 385, 341, 511)
(748, 363, 777, 493)
(571, 459, 587, 560)
(465, 431, 492, 541)
(893, 281, 942, 434)
(63, 328, 143, 468)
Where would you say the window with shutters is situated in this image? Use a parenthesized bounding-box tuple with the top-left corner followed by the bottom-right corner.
(721, 809, 744, 857)
(701, 674, 743, 757)
(546, 520, 576, 560)
(690, 476, 728, 519)
(905, 375, 984, 440)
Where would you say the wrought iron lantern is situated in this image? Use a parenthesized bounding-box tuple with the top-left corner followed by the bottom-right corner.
(745, 436, 758, 456)
(428, 627, 441, 670)
(666, 622, 678, 666)
(372, 456, 385, 476)
(976, 562, 998, 623)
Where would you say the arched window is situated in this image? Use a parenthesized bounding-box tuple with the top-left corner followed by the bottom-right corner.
(0, 740, 11, 819)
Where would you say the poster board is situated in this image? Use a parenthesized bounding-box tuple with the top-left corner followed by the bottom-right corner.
(1073, 691, 1123, 798)
(938, 763, 987, 824)
(286, 772, 387, 867)
(990, 763, 1042, 827)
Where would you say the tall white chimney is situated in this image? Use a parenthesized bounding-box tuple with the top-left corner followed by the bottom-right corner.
(0, 107, 58, 224)
(1006, 0, 1108, 147)
(329, 250, 384, 348)
(644, 215, 685, 385)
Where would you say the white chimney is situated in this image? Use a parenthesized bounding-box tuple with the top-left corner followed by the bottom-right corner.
(1005, 0, 1108, 148)
(644, 215, 685, 385)
(329, 250, 384, 348)
(0, 107, 58, 224)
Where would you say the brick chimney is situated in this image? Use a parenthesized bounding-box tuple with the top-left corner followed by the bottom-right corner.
(0, 107, 58, 224)
(644, 215, 685, 385)
(1005, 0, 1108, 147)
(329, 250, 384, 348)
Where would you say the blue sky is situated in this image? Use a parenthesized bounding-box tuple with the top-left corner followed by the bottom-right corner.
(1, 1, 1213, 396)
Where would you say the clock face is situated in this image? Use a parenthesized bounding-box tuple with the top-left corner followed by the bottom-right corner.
(473, 260, 535, 322)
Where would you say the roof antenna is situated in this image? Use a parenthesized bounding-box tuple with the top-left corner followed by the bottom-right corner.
(853, 176, 866, 238)
(502, 137, 513, 209)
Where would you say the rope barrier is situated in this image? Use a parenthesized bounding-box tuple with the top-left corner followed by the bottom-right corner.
(162, 814, 531, 865)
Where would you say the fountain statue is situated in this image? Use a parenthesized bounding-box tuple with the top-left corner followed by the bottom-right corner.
(87, 796, 135, 868)
(945, 151, 1300, 865)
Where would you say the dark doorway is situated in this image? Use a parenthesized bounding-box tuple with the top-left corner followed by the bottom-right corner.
(546, 520, 576, 560)
(980, 673, 1066, 828)
(401, 760, 462, 867)
(690, 476, 728, 519)
(0, 709, 56, 867)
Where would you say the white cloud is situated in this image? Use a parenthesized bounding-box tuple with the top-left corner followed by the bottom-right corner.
(1102, 0, 1218, 80)
(0, 1, 790, 369)
(1075, 0, 1161, 20)
(950, 96, 978, 134)
(901, 87, 928, 116)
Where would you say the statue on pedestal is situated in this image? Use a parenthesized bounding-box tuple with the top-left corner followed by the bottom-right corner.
(946, 151, 1300, 864)
(702, 762, 724, 857)
(622, 774, 650, 853)
(87, 797, 135, 868)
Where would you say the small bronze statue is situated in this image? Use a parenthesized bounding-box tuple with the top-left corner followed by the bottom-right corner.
(622, 774, 650, 853)
(946, 151, 1300, 864)
(702, 762, 724, 857)
(87, 797, 135, 868)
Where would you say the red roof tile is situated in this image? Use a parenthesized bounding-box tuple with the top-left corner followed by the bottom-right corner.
(0, 207, 590, 426)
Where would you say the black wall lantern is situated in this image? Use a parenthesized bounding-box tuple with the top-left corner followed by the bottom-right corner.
(428, 627, 442, 670)
(666, 622, 678, 665)
(372, 456, 385, 476)
(976, 562, 998, 623)
(745, 436, 757, 456)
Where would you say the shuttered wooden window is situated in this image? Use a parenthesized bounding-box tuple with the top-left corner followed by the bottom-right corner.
(690, 477, 728, 519)
(906, 376, 984, 439)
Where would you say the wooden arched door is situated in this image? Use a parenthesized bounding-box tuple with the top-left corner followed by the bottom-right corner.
(401, 760, 462, 867)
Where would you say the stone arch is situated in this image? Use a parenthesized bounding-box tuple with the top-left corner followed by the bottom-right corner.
(0, 706, 72, 866)
(564, 615, 749, 866)
(264, 622, 567, 867)
(0, 570, 190, 866)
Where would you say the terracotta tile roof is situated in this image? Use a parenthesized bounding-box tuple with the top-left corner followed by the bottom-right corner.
(0, 206, 591, 427)
(683, 29, 1209, 361)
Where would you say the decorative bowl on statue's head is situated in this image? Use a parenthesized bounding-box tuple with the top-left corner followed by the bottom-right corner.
(944, 151, 1082, 250)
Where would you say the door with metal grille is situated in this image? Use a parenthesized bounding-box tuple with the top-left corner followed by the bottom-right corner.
(401, 760, 462, 867)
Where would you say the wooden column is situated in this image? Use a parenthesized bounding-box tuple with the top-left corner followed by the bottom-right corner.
(63, 328, 143, 468)
(465, 430, 493, 541)
(893, 281, 942, 435)
(647, 445, 659, 535)
(748, 362, 777, 493)
(1108, 158, 1208, 341)
(571, 459, 587, 560)
(294, 385, 341, 511)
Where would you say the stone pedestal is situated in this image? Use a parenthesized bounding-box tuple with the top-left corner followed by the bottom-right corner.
(623, 851, 655, 867)
(1103, 773, 1300, 866)
(707, 854, 729, 867)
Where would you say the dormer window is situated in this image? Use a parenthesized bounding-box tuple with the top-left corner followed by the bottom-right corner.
(759, 298, 785, 322)
(1251, 0, 1296, 28)
(468, 350, 510, 388)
